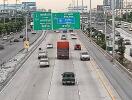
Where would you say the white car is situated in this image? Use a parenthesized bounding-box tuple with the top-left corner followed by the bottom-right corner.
(80, 52, 90, 61)
(55, 30, 60, 33)
(38, 52, 48, 59)
(39, 58, 49, 67)
(71, 35, 77, 39)
(124, 23, 128, 28)
(3, 36, 8, 40)
(47, 44, 53, 49)
(129, 24, 132, 31)
(129, 27, 132, 31)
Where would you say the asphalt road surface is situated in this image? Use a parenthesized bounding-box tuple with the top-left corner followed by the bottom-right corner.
(0, 31, 121, 100)
(77, 30, 132, 100)
(0, 30, 42, 65)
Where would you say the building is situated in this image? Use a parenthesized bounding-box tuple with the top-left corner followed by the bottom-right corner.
(123, 0, 132, 8)
(0, 2, 36, 12)
(68, 5, 88, 13)
(21, 2, 36, 11)
(103, 0, 123, 9)
(115, 8, 132, 16)
(0, 2, 36, 18)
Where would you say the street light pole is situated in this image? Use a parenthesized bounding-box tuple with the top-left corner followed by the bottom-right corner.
(25, 15, 28, 51)
(126, 0, 128, 22)
(104, 9, 107, 51)
(81, 0, 83, 13)
(3, 0, 6, 24)
(81, 0, 84, 30)
(15, 0, 18, 23)
(77, 0, 78, 12)
(112, 0, 115, 62)
(89, 0, 92, 41)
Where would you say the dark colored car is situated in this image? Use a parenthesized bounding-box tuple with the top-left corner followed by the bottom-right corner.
(23, 37, 29, 41)
(63, 30, 67, 33)
(19, 35, 24, 38)
(74, 44, 81, 50)
(69, 30, 73, 33)
(0, 44, 4, 50)
(27, 29, 31, 32)
(32, 32, 36, 34)
(13, 39, 19, 42)
(62, 72, 75, 85)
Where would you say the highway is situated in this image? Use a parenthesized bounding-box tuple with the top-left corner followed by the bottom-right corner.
(0, 31, 121, 100)
(77, 30, 132, 100)
(0, 30, 42, 64)
(92, 22, 132, 62)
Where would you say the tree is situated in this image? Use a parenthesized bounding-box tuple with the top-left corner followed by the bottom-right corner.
(117, 38, 125, 65)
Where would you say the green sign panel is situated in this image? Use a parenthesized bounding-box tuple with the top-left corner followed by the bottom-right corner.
(33, 12, 52, 30)
(33, 12, 80, 30)
(52, 12, 80, 30)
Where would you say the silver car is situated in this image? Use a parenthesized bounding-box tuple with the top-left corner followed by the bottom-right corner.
(80, 52, 90, 61)
(39, 58, 49, 67)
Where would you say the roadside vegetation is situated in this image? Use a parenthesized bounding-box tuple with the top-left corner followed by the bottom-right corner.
(0, 11, 27, 36)
(82, 26, 132, 71)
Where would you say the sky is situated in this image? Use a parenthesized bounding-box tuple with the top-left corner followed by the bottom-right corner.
(0, 0, 103, 11)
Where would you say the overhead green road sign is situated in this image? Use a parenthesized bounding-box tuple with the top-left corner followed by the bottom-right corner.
(33, 12, 80, 30)
(33, 12, 52, 30)
(52, 12, 80, 30)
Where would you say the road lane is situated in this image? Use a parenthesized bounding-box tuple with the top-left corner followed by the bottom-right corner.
(69, 34, 120, 100)
(0, 31, 122, 100)
(0, 32, 56, 100)
(0, 31, 42, 65)
(77, 30, 132, 100)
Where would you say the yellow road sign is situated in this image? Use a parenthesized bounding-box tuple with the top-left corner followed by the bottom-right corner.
(24, 41, 29, 48)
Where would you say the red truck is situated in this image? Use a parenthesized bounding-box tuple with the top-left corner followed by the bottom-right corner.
(57, 41, 69, 59)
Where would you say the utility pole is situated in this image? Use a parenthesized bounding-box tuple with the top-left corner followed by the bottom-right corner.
(15, 0, 18, 23)
(104, 7, 107, 51)
(81, 0, 84, 30)
(81, 0, 83, 13)
(120, 0, 123, 19)
(89, 0, 92, 41)
(112, 0, 115, 62)
(126, 0, 128, 22)
(77, 0, 78, 12)
(3, 0, 6, 24)
(25, 15, 28, 51)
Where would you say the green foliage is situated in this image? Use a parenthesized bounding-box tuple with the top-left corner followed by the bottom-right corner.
(117, 38, 126, 65)
(122, 12, 132, 22)
(0, 19, 25, 35)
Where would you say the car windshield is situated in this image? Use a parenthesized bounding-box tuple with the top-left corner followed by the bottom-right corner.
(82, 52, 88, 55)
(40, 60, 48, 62)
(63, 73, 74, 77)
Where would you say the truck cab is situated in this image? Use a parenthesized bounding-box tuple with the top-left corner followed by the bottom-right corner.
(62, 72, 75, 85)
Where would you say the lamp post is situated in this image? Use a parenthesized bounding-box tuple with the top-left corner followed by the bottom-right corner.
(104, 7, 107, 51)
(89, 0, 92, 41)
(126, 0, 128, 22)
(77, 0, 78, 12)
(112, 0, 115, 62)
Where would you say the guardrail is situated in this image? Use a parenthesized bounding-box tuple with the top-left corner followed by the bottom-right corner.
(0, 31, 43, 68)
(0, 31, 47, 91)
(81, 31, 132, 78)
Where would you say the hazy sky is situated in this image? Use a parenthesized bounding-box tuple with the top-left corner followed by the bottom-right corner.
(0, 0, 103, 11)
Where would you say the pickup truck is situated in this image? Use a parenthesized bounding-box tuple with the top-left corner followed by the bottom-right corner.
(80, 52, 90, 61)
(62, 72, 75, 85)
